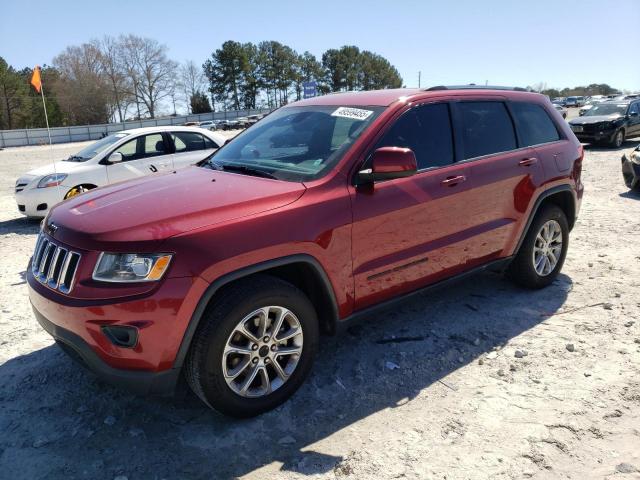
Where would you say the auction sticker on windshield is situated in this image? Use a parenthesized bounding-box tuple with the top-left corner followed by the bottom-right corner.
(331, 107, 374, 121)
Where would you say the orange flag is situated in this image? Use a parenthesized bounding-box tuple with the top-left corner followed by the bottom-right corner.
(30, 66, 42, 93)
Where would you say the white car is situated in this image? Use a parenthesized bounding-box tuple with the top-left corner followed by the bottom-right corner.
(15, 126, 226, 218)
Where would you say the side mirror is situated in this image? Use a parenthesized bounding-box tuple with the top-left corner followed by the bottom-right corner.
(630, 111, 639, 117)
(107, 152, 123, 164)
(358, 147, 417, 184)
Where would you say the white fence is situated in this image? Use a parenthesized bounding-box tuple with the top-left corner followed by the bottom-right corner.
(0, 109, 270, 148)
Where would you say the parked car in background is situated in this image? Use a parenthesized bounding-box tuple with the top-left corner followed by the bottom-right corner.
(621, 144, 640, 191)
(552, 97, 567, 107)
(554, 104, 568, 119)
(184, 121, 200, 126)
(198, 121, 216, 131)
(579, 98, 605, 116)
(569, 99, 640, 147)
(29, 86, 584, 417)
(225, 118, 242, 130)
(14, 126, 226, 218)
(565, 96, 579, 107)
(246, 114, 263, 127)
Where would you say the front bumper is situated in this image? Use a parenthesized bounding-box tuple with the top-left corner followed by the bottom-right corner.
(622, 155, 640, 190)
(15, 185, 68, 218)
(32, 304, 179, 395)
(572, 127, 617, 144)
(28, 264, 210, 395)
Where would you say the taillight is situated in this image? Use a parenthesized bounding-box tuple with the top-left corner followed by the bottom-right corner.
(573, 145, 583, 185)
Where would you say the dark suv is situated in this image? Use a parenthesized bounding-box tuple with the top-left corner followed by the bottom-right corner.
(569, 99, 640, 147)
(29, 86, 584, 417)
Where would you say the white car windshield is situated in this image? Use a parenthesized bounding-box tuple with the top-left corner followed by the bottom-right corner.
(66, 133, 129, 162)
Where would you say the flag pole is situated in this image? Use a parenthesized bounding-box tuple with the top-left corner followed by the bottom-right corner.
(35, 67, 61, 202)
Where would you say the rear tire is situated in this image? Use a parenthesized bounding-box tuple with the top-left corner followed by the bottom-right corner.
(507, 205, 569, 289)
(185, 274, 319, 418)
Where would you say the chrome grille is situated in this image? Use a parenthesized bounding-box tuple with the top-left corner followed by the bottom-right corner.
(32, 233, 81, 294)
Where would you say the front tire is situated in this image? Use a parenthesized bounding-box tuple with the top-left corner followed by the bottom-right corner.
(185, 274, 319, 418)
(611, 129, 625, 148)
(507, 205, 569, 289)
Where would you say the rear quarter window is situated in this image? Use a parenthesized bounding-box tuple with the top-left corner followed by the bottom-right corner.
(457, 101, 517, 159)
(510, 102, 560, 146)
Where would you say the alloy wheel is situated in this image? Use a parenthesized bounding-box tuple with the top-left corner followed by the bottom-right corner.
(532, 220, 563, 276)
(222, 306, 303, 398)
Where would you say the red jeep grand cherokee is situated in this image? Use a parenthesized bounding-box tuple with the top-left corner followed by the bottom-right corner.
(29, 86, 583, 417)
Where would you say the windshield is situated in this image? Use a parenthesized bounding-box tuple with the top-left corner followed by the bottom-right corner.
(67, 133, 129, 162)
(200, 105, 384, 182)
(584, 103, 628, 116)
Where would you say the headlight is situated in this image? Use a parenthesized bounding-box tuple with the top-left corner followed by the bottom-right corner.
(631, 153, 640, 165)
(93, 253, 172, 282)
(38, 173, 67, 188)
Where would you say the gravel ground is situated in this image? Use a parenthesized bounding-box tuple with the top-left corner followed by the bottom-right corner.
(0, 119, 639, 479)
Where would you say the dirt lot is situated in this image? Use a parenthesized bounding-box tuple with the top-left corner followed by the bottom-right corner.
(1, 118, 639, 479)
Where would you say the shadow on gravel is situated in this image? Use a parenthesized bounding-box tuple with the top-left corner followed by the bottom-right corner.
(0, 217, 40, 235)
(0, 271, 571, 479)
(619, 190, 640, 200)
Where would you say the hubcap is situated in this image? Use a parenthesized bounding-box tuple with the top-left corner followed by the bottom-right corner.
(532, 220, 563, 276)
(222, 306, 303, 398)
(615, 132, 623, 147)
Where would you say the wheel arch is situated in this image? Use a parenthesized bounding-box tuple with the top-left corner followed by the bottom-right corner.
(514, 185, 576, 255)
(172, 254, 340, 372)
(64, 183, 98, 199)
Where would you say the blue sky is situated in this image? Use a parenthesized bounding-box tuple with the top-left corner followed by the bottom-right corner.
(3, 0, 639, 91)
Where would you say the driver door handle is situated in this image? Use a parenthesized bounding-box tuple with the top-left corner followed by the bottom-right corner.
(441, 175, 466, 187)
(519, 157, 538, 166)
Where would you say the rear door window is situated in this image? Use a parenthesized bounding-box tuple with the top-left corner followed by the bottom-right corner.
(142, 134, 167, 157)
(510, 102, 560, 146)
(376, 103, 454, 170)
(457, 101, 517, 159)
(171, 132, 207, 152)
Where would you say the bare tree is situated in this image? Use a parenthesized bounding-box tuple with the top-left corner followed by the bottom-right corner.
(97, 36, 131, 122)
(180, 60, 207, 113)
(53, 43, 111, 124)
(118, 35, 177, 118)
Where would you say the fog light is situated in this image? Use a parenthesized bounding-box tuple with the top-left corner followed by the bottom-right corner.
(101, 325, 138, 348)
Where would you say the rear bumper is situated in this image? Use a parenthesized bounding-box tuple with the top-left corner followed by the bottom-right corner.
(32, 303, 179, 395)
(622, 155, 640, 189)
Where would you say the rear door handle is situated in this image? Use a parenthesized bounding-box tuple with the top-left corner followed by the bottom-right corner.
(441, 175, 466, 187)
(519, 157, 538, 166)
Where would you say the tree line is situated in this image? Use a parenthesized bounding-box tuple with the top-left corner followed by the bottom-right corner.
(527, 82, 622, 98)
(0, 36, 403, 130)
(203, 41, 403, 111)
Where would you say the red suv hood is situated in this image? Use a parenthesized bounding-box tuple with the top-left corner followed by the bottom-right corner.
(47, 167, 306, 251)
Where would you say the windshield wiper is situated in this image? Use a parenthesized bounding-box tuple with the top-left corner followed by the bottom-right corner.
(218, 164, 279, 180)
(67, 155, 85, 161)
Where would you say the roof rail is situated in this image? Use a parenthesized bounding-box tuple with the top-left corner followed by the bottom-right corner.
(425, 85, 529, 92)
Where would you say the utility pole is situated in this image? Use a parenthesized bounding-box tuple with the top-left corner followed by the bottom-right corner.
(418, 71, 421, 88)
